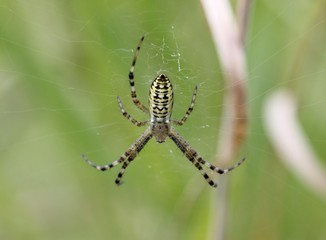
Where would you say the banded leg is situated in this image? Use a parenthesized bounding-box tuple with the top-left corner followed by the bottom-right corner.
(193, 160, 217, 188)
(168, 127, 217, 187)
(82, 127, 152, 185)
(115, 159, 132, 185)
(173, 85, 197, 126)
(197, 156, 246, 174)
(117, 96, 148, 127)
(129, 36, 149, 113)
(114, 129, 152, 185)
(82, 153, 125, 171)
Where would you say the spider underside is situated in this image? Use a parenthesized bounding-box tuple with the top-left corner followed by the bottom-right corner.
(82, 36, 245, 188)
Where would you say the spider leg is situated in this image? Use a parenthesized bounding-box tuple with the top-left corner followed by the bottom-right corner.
(114, 128, 152, 185)
(82, 153, 126, 171)
(193, 160, 218, 188)
(169, 127, 245, 187)
(173, 85, 197, 126)
(129, 36, 149, 113)
(117, 96, 148, 126)
(82, 127, 152, 185)
(168, 127, 218, 187)
(114, 158, 132, 186)
(197, 156, 246, 174)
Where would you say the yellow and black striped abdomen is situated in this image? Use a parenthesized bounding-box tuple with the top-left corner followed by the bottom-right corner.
(149, 74, 174, 123)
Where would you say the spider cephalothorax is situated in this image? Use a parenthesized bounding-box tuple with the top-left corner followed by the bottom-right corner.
(82, 36, 245, 187)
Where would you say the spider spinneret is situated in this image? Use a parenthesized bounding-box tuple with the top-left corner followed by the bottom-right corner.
(82, 36, 245, 187)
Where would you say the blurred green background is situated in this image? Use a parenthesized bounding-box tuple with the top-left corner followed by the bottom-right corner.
(1, 0, 326, 239)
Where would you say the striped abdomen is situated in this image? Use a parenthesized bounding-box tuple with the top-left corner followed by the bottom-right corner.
(149, 74, 174, 123)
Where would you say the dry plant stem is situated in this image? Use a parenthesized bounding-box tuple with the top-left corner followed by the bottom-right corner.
(264, 90, 326, 200)
(201, 0, 248, 164)
(237, 0, 252, 44)
(201, 0, 249, 239)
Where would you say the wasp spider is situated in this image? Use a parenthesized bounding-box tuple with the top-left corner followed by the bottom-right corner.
(82, 36, 245, 187)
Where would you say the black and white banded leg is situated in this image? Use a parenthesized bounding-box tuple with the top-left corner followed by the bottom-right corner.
(173, 85, 197, 126)
(117, 96, 148, 127)
(168, 127, 245, 187)
(197, 156, 246, 174)
(168, 128, 218, 187)
(83, 128, 152, 185)
(128, 36, 149, 113)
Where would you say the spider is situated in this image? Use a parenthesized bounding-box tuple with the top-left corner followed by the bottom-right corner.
(82, 36, 245, 187)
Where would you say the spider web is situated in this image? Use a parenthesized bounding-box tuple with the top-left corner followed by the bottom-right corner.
(1, 0, 326, 239)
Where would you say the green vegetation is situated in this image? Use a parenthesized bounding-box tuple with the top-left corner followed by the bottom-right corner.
(0, 0, 326, 239)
